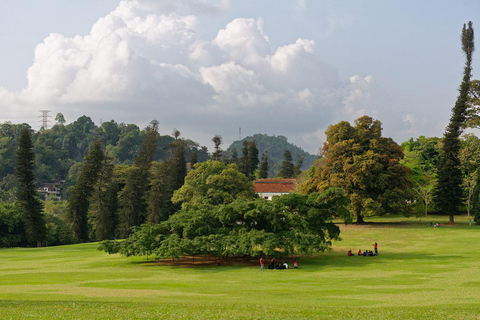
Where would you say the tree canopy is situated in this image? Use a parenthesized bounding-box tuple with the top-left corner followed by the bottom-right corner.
(301, 116, 413, 223)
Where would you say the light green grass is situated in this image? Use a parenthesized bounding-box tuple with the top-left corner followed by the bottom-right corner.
(1, 215, 479, 319)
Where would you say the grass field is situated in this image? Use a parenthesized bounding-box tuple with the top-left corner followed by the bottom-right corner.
(1, 214, 480, 319)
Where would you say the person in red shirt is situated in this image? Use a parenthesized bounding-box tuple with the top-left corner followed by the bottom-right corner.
(373, 242, 378, 255)
(260, 257, 264, 271)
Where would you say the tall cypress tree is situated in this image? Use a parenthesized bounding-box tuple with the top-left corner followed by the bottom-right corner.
(278, 150, 294, 178)
(16, 127, 46, 247)
(239, 140, 259, 180)
(119, 120, 159, 237)
(170, 137, 187, 190)
(247, 140, 259, 178)
(89, 151, 118, 240)
(259, 151, 269, 179)
(434, 22, 475, 224)
(67, 138, 104, 242)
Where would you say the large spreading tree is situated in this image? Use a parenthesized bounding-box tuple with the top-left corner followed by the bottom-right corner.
(100, 161, 349, 260)
(434, 22, 474, 224)
(16, 126, 46, 247)
(301, 116, 412, 223)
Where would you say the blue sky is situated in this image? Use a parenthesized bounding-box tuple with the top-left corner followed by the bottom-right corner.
(0, 0, 479, 153)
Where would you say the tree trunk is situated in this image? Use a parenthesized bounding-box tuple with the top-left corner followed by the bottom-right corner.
(356, 213, 365, 224)
(449, 214, 455, 224)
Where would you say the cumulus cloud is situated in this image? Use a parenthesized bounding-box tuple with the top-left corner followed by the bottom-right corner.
(0, 0, 374, 153)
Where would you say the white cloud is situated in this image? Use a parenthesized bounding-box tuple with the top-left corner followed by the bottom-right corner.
(0, 0, 373, 153)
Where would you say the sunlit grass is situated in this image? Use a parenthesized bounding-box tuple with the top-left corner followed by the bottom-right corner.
(1, 214, 479, 319)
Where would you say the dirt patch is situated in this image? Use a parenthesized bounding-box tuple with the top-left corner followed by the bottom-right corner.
(149, 255, 302, 268)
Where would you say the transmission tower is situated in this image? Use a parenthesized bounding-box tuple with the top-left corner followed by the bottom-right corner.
(39, 110, 52, 130)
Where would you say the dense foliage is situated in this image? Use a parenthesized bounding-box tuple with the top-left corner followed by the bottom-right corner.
(301, 116, 413, 223)
(100, 189, 349, 259)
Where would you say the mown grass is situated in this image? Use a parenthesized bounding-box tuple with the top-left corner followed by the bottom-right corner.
(1, 214, 479, 319)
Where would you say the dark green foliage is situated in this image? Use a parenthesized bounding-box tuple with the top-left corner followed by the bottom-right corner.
(435, 22, 475, 223)
(0, 122, 28, 179)
(118, 121, 159, 237)
(0, 202, 25, 247)
(16, 127, 46, 246)
(239, 140, 259, 180)
(227, 134, 317, 177)
(471, 176, 480, 225)
(170, 138, 187, 191)
(147, 162, 173, 223)
(259, 151, 269, 179)
(89, 152, 118, 240)
(67, 139, 105, 242)
(101, 189, 349, 259)
(277, 150, 294, 178)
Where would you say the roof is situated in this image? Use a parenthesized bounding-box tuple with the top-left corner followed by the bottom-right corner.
(253, 179, 297, 193)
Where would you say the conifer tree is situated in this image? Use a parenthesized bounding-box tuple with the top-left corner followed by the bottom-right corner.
(259, 151, 269, 179)
(16, 127, 46, 247)
(239, 140, 259, 180)
(119, 120, 159, 237)
(435, 22, 475, 224)
(89, 152, 118, 240)
(278, 150, 294, 178)
(170, 137, 187, 191)
(248, 140, 259, 177)
(67, 138, 104, 242)
(211, 135, 222, 161)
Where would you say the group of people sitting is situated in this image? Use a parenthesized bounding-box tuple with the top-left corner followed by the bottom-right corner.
(430, 222, 440, 227)
(348, 243, 378, 256)
(267, 258, 298, 270)
(347, 249, 377, 256)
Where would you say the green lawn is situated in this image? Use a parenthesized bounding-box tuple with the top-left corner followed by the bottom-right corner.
(1, 215, 479, 319)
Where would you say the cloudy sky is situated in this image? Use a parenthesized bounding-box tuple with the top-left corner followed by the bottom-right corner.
(1, 0, 479, 153)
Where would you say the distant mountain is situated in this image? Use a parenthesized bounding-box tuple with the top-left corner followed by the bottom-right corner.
(226, 134, 318, 177)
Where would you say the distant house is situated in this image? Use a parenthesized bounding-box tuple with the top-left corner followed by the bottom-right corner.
(37, 180, 65, 201)
(253, 179, 297, 200)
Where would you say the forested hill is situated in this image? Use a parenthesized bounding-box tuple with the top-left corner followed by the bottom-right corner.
(0, 116, 208, 199)
(227, 134, 318, 177)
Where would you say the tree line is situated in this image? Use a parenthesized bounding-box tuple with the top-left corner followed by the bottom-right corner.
(1, 21, 480, 259)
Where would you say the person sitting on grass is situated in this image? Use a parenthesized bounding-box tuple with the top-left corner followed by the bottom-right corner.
(294, 259, 298, 269)
(283, 261, 288, 269)
(358, 249, 362, 256)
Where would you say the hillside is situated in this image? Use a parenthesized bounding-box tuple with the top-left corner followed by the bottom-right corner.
(227, 133, 318, 177)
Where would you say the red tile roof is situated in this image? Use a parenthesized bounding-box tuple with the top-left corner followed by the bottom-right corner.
(253, 179, 297, 193)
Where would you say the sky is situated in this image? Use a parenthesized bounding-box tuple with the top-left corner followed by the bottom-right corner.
(1, 0, 480, 154)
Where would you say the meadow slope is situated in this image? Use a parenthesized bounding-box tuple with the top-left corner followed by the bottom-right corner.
(0, 215, 479, 319)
